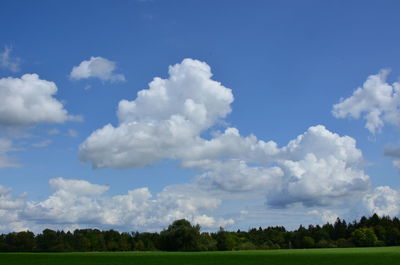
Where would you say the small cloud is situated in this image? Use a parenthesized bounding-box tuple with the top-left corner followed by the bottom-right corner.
(67, 129, 78, 138)
(0, 46, 20, 72)
(0, 74, 80, 126)
(47, 129, 60, 135)
(70, 57, 125, 83)
(308, 210, 338, 224)
(31, 140, 52, 148)
(332, 69, 400, 134)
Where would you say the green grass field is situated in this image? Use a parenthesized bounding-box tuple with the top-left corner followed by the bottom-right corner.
(1, 247, 400, 265)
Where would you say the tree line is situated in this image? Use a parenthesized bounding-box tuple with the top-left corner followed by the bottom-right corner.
(1, 214, 400, 252)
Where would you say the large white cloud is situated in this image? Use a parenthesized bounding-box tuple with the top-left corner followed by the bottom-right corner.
(332, 69, 400, 133)
(0, 74, 79, 126)
(189, 125, 370, 207)
(79, 59, 372, 209)
(70, 57, 125, 82)
(79, 58, 234, 168)
(266, 125, 369, 207)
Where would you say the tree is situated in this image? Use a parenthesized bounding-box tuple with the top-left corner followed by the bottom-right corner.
(333, 218, 347, 240)
(15, 231, 35, 251)
(351, 228, 378, 247)
(36, 229, 60, 251)
(160, 219, 201, 251)
(302, 236, 315, 248)
(198, 233, 217, 251)
(215, 228, 238, 251)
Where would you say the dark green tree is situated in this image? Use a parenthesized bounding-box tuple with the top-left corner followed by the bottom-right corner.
(160, 219, 201, 251)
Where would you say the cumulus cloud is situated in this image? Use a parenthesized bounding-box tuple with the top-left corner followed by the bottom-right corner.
(79, 59, 372, 209)
(190, 125, 370, 207)
(0, 46, 20, 72)
(79, 58, 233, 168)
(21, 178, 232, 231)
(0, 74, 80, 126)
(193, 160, 283, 193)
(266, 125, 369, 207)
(70, 57, 125, 82)
(363, 186, 400, 217)
(332, 69, 400, 133)
(0, 185, 27, 232)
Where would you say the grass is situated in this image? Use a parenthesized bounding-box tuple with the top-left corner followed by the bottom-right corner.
(1, 247, 400, 265)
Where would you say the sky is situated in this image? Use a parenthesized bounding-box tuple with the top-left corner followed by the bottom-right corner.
(1, 0, 400, 233)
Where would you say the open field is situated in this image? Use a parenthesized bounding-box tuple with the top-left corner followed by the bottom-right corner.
(1, 247, 400, 265)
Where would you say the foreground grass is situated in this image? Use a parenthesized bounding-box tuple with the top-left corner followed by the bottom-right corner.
(1, 247, 400, 265)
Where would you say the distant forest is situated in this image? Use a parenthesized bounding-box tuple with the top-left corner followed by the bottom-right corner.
(1, 214, 400, 252)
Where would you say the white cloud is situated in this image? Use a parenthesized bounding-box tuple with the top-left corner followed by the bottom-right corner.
(280, 125, 362, 164)
(181, 127, 280, 164)
(266, 125, 369, 207)
(332, 69, 400, 133)
(0, 185, 27, 232)
(0, 178, 396, 233)
(0, 46, 20, 72)
(49, 177, 109, 196)
(70, 57, 125, 82)
(0, 74, 80, 126)
(309, 210, 339, 224)
(363, 186, 400, 217)
(192, 159, 283, 193)
(79, 59, 372, 209)
(190, 126, 370, 207)
(79, 58, 234, 168)
(22, 178, 232, 231)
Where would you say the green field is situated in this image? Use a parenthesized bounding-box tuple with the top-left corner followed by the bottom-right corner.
(1, 247, 400, 265)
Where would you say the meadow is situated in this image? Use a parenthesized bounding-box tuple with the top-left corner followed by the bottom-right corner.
(1, 247, 400, 265)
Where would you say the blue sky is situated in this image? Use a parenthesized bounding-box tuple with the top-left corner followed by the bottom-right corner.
(1, 0, 400, 232)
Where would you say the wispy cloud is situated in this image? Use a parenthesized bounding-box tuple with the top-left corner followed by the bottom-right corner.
(0, 46, 20, 72)
(31, 139, 52, 148)
(67, 129, 78, 138)
(47, 129, 60, 135)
